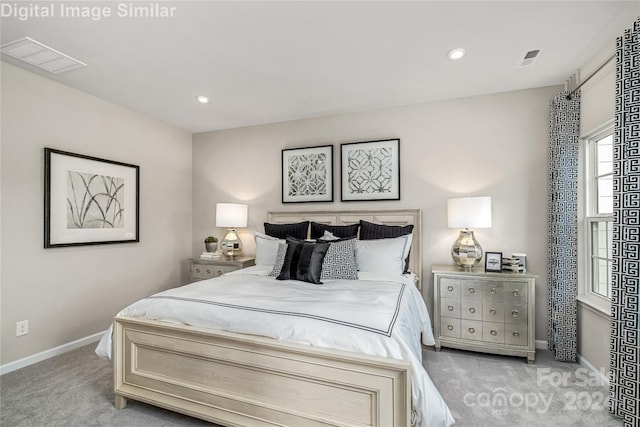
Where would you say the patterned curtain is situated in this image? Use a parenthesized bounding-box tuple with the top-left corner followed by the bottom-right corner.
(547, 91, 580, 362)
(609, 17, 640, 425)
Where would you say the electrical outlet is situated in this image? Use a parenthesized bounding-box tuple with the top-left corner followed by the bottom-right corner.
(16, 320, 29, 337)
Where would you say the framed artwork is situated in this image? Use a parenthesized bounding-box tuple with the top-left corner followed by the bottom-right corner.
(485, 252, 503, 272)
(44, 148, 140, 248)
(282, 145, 333, 203)
(341, 138, 400, 201)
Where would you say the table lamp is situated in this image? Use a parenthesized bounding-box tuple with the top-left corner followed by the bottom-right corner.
(447, 196, 492, 269)
(216, 203, 248, 259)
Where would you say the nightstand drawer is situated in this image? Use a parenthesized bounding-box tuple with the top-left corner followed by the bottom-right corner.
(441, 317, 460, 338)
(461, 320, 483, 341)
(441, 298, 460, 318)
(505, 304, 527, 324)
(461, 300, 482, 320)
(483, 301, 505, 322)
(505, 326, 528, 346)
(461, 281, 481, 298)
(483, 322, 505, 343)
(440, 279, 460, 298)
(192, 264, 235, 279)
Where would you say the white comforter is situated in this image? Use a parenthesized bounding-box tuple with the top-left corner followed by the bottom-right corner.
(96, 266, 454, 427)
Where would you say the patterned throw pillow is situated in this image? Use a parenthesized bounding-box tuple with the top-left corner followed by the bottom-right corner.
(276, 238, 330, 284)
(269, 243, 288, 277)
(320, 238, 358, 281)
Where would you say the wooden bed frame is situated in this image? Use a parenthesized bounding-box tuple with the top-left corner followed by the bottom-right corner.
(114, 209, 422, 426)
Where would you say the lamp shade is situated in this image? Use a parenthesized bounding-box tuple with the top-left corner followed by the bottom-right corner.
(215, 203, 248, 228)
(447, 196, 492, 229)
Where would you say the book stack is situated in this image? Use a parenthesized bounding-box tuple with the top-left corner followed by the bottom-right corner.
(502, 257, 525, 273)
(200, 251, 222, 260)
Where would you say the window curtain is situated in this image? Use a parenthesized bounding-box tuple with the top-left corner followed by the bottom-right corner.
(609, 17, 640, 425)
(547, 91, 580, 362)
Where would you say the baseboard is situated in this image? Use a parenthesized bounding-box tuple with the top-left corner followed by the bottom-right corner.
(0, 330, 106, 376)
(535, 339, 549, 350)
(577, 353, 609, 387)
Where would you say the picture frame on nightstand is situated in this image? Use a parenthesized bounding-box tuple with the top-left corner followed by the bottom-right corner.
(485, 251, 502, 272)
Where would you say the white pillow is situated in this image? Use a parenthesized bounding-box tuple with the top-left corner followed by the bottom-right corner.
(255, 232, 285, 266)
(355, 235, 412, 275)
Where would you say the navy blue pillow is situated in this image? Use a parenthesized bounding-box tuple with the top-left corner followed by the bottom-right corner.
(264, 221, 309, 239)
(310, 222, 360, 239)
(277, 238, 330, 284)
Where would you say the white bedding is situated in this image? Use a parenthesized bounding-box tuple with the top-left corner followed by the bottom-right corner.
(96, 265, 454, 427)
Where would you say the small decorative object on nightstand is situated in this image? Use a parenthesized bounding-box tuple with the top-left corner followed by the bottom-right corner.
(190, 256, 255, 281)
(432, 264, 537, 363)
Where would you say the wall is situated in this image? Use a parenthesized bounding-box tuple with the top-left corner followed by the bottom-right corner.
(193, 85, 561, 343)
(0, 63, 193, 365)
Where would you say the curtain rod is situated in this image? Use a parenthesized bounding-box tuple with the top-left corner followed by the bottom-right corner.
(566, 53, 616, 100)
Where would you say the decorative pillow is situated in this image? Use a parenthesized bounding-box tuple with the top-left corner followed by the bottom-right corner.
(359, 220, 413, 240)
(264, 221, 309, 239)
(310, 222, 360, 239)
(269, 243, 288, 277)
(255, 232, 285, 266)
(277, 238, 330, 284)
(320, 237, 358, 281)
(355, 235, 411, 275)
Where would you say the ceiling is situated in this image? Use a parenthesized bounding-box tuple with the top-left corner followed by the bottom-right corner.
(1, 1, 638, 133)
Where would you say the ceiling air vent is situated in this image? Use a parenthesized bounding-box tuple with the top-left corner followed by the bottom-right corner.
(0, 37, 86, 74)
(517, 49, 540, 68)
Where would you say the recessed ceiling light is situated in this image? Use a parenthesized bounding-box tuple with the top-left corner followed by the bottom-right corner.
(196, 95, 209, 104)
(447, 48, 466, 60)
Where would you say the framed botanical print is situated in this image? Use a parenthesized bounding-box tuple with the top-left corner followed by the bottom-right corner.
(282, 145, 333, 203)
(44, 148, 140, 248)
(341, 138, 400, 201)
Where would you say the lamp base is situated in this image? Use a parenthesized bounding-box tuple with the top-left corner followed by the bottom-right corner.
(451, 229, 483, 269)
(221, 228, 243, 259)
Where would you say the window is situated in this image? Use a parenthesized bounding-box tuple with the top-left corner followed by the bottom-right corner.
(585, 129, 614, 301)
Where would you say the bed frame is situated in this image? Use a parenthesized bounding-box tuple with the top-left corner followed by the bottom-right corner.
(114, 209, 422, 426)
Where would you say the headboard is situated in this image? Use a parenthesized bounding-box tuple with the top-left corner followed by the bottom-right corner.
(267, 209, 422, 289)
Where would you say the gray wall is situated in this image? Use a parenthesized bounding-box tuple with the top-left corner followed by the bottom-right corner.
(0, 63, 193, 365)
(192, 85, 561, 343)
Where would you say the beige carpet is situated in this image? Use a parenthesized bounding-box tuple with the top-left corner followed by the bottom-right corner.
(0, 342, 620, 426)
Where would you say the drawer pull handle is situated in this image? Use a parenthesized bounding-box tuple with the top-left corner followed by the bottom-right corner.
(490, 308, 497, 315)
(513, 290, 520, 297)
(490, 330, 498, 336)
(512, 310, 519, 317)
(513, 331, 520, 338)
(447, 325, 454, 331)
(469, 307, 476, 314)
(217, 270, 223, 275)
(195, 268, 201, 273)
(447, 286, 454, 292)
(491, 288, 497, 295)
(448, 305, 454, 311)
(206, 269, 212, 274)
(468, 327, 475, 334)
(468, 288, 475, 293)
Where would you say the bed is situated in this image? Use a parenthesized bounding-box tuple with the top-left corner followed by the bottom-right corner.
(96, 209, 454, 427)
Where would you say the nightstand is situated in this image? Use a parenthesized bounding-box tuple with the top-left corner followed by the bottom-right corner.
(432, 264, 537, 363)
(190, 256, 255, 281)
